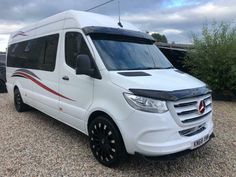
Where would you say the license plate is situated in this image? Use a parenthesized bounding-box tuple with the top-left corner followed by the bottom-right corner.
(193, 134, 209, 148)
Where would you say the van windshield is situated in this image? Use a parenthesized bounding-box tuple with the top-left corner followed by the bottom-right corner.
(91, 35, 173, 71)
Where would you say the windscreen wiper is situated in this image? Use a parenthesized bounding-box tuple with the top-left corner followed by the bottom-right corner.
(161, 66, 175, 69)
(144, 66, 175, 70)
(123, 66, 174, 70)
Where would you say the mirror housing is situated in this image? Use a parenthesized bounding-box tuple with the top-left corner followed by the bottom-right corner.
(75, 54, 101, 79)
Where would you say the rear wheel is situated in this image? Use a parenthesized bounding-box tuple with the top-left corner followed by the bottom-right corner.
(88, 115, 127, 167)
(14, 88, 30, 112)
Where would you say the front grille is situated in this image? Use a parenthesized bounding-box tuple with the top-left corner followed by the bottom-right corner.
(172, 94, 212, 124)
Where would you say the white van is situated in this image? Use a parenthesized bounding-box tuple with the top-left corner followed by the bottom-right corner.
(6, 10, 214, 167)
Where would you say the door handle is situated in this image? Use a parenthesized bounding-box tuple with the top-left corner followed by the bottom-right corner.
(62, 76, 69, 81)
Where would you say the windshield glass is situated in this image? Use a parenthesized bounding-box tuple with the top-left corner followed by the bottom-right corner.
(91, 35, 173, 71)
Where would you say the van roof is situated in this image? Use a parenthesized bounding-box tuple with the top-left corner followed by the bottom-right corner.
(9, 10, 140, 43)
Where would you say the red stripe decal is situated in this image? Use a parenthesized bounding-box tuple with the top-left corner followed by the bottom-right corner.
(13, 31, 28, 38)
(17, 72, 74, 101)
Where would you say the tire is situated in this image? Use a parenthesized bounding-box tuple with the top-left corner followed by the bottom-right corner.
(0, 80, 6, 93)
(14, 88, 30, 112)
(88, 115, 127, 167)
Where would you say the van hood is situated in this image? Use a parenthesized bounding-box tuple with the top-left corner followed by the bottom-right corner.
(109, 69, 206, 92)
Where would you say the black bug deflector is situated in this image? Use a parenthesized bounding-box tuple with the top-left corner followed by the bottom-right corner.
(82, 26, 155, 43)
(129, 86, 212, 101)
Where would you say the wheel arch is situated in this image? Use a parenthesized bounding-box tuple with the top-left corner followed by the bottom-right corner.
(12, 82, 26, 102)
(87, 110, 117, 131)
(13, 80, 24, 93)
(14, 85, 19, 91)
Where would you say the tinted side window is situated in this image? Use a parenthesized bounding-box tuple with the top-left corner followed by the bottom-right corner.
(40, 34, 59, 71)
(7, 34, 59, 71)
(29, 38, 45, 69)
(65, 32, 91, 69)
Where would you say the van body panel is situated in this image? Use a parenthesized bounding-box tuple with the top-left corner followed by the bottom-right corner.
(118, 111, 213, 155)
(57, 29, 96, 132)
(63, 18, 80, 30)
(109, 69, 205, 92)
(9, 10, 139, 45)
(83, 73, 135, 135)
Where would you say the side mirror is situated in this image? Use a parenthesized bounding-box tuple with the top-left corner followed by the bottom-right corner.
(75, 54, 94, 77)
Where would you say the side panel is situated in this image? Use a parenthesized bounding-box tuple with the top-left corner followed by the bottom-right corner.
(24, 69, 60, 112)
(58, 29, 95, 132)
(6, 31, 63, 116)
(6, 66, 60, 112)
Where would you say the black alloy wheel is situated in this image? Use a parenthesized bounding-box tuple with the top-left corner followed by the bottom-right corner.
(14, 88, 29, 112)
(88, 116, 127, 167)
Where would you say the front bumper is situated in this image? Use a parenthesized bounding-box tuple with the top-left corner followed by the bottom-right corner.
(135, 132, 215, 161)
(117, 110, 214, 156)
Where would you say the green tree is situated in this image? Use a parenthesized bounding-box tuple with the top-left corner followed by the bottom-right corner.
(185, 22, 236, 97)
(151, 33, 168, 43)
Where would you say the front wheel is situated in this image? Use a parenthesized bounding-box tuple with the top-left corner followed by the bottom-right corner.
(88, 116, 127, 167)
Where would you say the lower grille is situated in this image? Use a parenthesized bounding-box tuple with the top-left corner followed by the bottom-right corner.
(179, 123, 206, 136)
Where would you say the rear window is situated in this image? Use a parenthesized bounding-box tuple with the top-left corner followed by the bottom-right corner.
(7, 34, 59, 71)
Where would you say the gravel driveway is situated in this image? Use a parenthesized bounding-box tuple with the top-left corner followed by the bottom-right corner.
(0, 93, 236, 176)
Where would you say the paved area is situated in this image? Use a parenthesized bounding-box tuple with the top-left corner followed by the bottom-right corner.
(0, 93, 236, 176)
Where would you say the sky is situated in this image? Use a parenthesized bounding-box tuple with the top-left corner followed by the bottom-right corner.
(0, 0, 236, 52)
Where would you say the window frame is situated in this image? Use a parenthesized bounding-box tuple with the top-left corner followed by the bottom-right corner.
(64, 31, 93, 70)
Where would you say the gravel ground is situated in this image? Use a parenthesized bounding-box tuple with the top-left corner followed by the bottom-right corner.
(0, 93, 236, 177)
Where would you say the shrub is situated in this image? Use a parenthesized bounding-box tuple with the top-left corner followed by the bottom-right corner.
(185, 22, 236, 97)
(151, 33, 168, 43)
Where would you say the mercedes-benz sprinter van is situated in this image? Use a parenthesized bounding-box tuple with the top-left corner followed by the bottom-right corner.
(6, 10, 214, 167)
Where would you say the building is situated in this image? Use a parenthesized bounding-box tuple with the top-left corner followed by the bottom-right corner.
(156, 42, 194, 73)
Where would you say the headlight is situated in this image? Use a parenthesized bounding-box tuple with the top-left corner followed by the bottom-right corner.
(123, 93, 168, 113)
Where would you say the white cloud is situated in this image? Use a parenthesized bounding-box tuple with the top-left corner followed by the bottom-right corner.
(122, 0, 236, 43)
(0, 0, 236, 50)
(162, 29, 183, 35)
(0, 23, 24, 52)
(0, 23, 24, 34)
(0, 34, 10, 52)
(192, 3, 228, 15)
(183, 2, 236, 21)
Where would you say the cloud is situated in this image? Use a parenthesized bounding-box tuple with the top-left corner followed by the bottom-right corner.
(162, 29, 183, 35)
(0, 23, 24, 34)
(0, 34, 10, 51)
(0, 22, 25, 51)
(122, 0, 236, 43)
(162, 0, 204, 9)
(0, 0, 236, 51)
